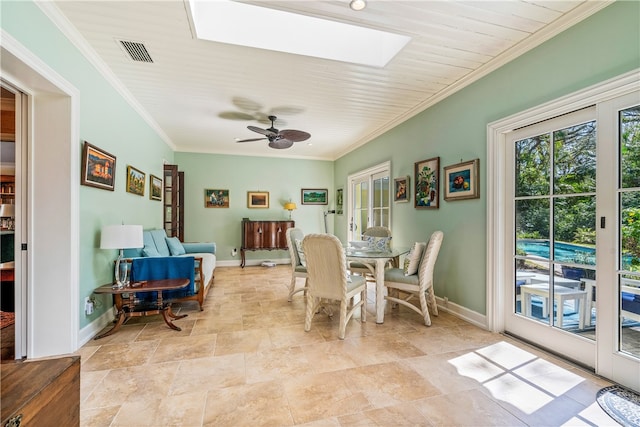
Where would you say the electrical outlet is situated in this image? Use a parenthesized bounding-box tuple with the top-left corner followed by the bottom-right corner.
(443, 296, 449, 305)
(85, 297, 94, 316)
(231, 248, 238, 256)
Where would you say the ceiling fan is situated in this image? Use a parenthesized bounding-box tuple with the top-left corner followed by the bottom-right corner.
(236, 115, 311, 149)
(219, 97, 304, 125)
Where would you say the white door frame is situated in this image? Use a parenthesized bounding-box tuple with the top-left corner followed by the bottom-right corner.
(1, 30, 80, 357)
(346, 161, 390, 241)
(487, 69, 640, 381)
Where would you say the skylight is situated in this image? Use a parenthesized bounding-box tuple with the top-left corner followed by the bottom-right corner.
(187, 0, 411, 68)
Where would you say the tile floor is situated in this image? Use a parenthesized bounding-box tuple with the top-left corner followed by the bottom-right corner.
(78, 265, 620, 426)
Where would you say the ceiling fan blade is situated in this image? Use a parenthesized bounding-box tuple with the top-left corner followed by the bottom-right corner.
(279, 129, 310, 142)
(236, 137, 267, 143)
(268, 138, 294, 149)
(219, 111, 256, 121)
(247, 125, 277, 137)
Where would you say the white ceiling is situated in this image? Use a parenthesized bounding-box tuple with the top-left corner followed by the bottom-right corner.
(45, 1, 609, 160)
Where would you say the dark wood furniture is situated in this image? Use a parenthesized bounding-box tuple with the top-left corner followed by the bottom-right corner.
(163, 164, 184, 241)
(241, 219, 294, 267)
(1, 356, 80, 427)
(93, 278, 189, 339)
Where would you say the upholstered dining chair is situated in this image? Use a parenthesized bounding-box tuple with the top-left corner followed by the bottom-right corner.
(383, 230, 444, 326)
(285, 227, 308, 302)
(349, 226, 393, 278)
(302, 233, 367, 339)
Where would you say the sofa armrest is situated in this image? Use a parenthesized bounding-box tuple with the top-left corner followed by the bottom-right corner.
(183, 242, 216, 254)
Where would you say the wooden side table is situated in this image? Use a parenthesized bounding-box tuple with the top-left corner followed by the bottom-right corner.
(93, 278, 190, 339)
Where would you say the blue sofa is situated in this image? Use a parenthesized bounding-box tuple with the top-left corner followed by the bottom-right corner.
(124, 229, 216, 310)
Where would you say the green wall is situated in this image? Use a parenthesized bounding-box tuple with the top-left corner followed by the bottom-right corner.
(175, 153, 334, 263)
(2, 1, 174, 328)
(334, 0, 640, 315)
(2, 0, 638, 334)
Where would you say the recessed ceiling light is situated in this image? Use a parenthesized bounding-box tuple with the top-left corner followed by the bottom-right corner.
(349, 0, 367, 11)
(187, 0, 410, 68)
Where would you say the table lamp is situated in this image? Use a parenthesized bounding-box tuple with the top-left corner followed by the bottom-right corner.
(284, 201, 297, 219)
(100, 224, 143, 288)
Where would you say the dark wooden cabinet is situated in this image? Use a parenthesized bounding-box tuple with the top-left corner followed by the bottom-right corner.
(1, 356, 80, 426)
(241, 219, 294, 267)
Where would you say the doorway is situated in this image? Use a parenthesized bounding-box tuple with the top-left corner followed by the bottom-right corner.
(347, 161, 390, 241)
(0, 84, 17, 360)
(488, 71, 640, 390)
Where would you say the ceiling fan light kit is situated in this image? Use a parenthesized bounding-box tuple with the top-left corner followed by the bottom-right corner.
(236, 115, 310, 150)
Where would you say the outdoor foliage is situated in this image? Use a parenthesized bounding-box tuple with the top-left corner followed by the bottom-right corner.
(516, 109, 640, 271)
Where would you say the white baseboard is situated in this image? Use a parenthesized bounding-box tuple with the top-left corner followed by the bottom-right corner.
(435, 296, 487, 330)
(78, 306, 115, 346)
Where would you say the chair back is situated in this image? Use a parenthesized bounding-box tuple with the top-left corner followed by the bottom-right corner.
(362, 226, 391, 238)
(303, 234, 348, 301)
(286, 227, 305, 267)
(418, 231, 444, 291)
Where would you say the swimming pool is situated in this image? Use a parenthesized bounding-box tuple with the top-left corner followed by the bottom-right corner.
(517, 240, 595, 264)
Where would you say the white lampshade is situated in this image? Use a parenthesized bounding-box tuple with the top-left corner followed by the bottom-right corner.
(100, 224, 143, 250)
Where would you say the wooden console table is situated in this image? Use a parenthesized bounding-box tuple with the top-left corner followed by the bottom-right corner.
(93, 278, 189, 339)
(241, 219, 294, 267)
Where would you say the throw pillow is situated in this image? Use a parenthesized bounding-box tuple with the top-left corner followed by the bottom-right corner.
(166, 236, 186, 256)
(365, 236, 391, 251)
(295, 239, 307, 267)
(142, 244, 162, 257)
(403, 242, 426, 276)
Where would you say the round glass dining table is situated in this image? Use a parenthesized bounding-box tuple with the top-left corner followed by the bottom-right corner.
(344, 246, 410, 323)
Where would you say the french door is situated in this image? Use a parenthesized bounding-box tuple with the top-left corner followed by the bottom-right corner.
(347, 161, 390, 241)
(501, 88, 640, 389)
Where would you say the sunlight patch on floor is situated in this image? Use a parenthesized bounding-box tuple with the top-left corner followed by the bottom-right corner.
(448, 341, 585, 415)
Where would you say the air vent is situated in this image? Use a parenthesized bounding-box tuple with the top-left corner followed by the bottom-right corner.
(118, 40, 153, 63)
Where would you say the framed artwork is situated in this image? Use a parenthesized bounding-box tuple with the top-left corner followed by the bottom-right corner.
(126, 165, 146, 196)
(444, 159, 480, 201)
(247, 191, 269, 208)
(414, 156, 440, 209)
(394, 176, 410, 202)
(336, 188, 344, 214)
(80, 141, 116, 191)
(301, 188, 328, 205)
(150, 174, 162, 201)
(205, 189, 229, 208)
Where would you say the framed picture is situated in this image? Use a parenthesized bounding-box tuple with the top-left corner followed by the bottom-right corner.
(414, 156, 440, 209)
(80, 141, 116, 191)
(444, 159, 480, 201)
(150, 175, 162, 201)
(301, 188, 328, 205)
(336, 188, 344, 214)
(394, 176, 410, 202)
(247, 191, 269, 208)
(126, 165, 146, 196)
(205, 189, 229, 208)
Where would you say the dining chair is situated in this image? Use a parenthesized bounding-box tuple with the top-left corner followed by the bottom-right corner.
(383, 230, 444, 326)
(285, 227, 308, 302)
(349, 226, 393, 278)
(302, 233, 367, 339)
